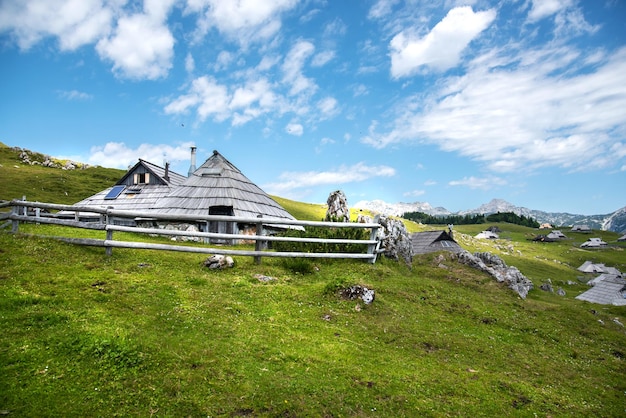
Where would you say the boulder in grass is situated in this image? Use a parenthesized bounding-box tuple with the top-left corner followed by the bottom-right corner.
(203, 255, 234, 269)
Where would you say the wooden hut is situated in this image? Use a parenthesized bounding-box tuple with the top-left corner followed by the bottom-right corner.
(67, 150, 297, 242)
(410, 230, 463, 255)
(151, 150, 298, 242)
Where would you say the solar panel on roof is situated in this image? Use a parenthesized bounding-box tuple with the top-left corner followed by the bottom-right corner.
(104, 185, 126, 199)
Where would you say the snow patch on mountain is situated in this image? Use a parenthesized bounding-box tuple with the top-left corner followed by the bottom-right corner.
(353, 198, 626, 233)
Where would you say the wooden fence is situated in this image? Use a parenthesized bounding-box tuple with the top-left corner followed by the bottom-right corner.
(0, 199, 382, 264)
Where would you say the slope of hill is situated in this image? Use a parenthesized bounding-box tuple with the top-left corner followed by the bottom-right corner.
(1, 222, 625, 416)
(0, 142, 124, 204)
(1, 142, 625, 415)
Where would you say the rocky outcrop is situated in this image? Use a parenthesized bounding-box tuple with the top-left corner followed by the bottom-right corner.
(376, 215, 413, 266)
(456, 251, 534, 299)
(16, 147, 87, 170)
(325, 190, 350, 222)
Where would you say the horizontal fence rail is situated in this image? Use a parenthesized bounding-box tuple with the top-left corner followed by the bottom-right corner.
(2, 199, 382, 264)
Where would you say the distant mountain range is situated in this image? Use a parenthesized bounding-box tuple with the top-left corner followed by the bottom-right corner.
(353, 198, 626, 233)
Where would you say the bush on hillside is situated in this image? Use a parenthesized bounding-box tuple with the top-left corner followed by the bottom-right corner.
(274, 225, 369, 254)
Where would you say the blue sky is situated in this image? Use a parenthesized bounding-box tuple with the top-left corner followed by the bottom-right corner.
(1, 0, 625, 215)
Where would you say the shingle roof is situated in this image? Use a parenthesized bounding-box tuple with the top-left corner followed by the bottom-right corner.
(153, 150, 296, 222)
(578, 261, 608, 273)
(69, 160, 185, 213)
(411, 230, 463, 255)
(576, 276, 626, 305)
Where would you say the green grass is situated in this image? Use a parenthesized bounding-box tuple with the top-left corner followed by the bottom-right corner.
(0, 142, 124, 204)
(1, 143, 626, 416)
(1, 223, 625, 417)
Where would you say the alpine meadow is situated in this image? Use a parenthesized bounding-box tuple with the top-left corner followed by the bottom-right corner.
(1, 143, 625, 417)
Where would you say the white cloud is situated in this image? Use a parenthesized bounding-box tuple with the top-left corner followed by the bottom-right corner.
(187, 0, 298, 45)
(57, 89, 93, 101)
(0, 0, 116, 51)
(353, 84, 369, 97)
(164, 74, 288, 127)
(164, 76, 230, 122)
(311, 50, 335, 67)
(285, 122, 303, 136)
(448, 176, 507, 190)
(368, 0, 400, 20)
(263, 162, 396, 195)
(403, 189, 425, 198)
(214, 51, 234, 71)
(87, 141, 194, 170)
(185, 53, 195, 73)
(323, 18, 347, 37)
(527, 0, 573, 22)
(96, 3, 176, 80)
(282, 40, 317, 96)
(390, 6, 496, 77)
(317, 96, 339, 118)
(364, 45, 626, 174)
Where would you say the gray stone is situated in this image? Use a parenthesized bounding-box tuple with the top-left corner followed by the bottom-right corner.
(456, 250, 534, 299)
(340, 285, 375, 304)
(203, 255, 234, 269)
(325, 190, 350, 222)
(376, 215, 413, 266)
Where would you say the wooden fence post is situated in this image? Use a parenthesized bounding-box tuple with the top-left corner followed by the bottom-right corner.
(254, 215, 264, 265)
(105, 207, 114, 256)
(367, 214, 381, 264)
(11, 204, 19, 233)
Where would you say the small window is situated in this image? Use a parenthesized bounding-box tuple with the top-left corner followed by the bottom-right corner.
(134, 173, 150, 184)
(104, 185, 126, 200)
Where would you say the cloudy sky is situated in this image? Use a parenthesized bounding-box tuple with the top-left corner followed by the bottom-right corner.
(1, 0, 625, 215)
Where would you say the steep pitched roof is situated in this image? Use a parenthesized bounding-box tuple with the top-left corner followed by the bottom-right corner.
(547, 230, 566, 239)
(577, 261, 607, 273)
(154, 150, 296, 222)
(411, 230, 463, 255)
(587, 273, 623, 286)
(576, 276, 626, 305)
(116, 159, 186, 186)
(475, 230, 499, 239)
(581, 238, 607, 248)
(70, 160, 185, 212)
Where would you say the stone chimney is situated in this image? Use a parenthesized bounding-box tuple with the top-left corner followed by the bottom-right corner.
(164, 162, 170, 182)
(188, 146, 197, 177)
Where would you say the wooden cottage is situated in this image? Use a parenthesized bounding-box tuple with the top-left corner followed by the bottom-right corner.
(571, 225, 592, 233)
(67, 150, 297, 242)
(580, 237, 607, 248)
(153, 150, 298, 241)
(410, 230, 463, 255)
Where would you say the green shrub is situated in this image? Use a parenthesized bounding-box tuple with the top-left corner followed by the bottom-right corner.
(273, 225, 369, 254)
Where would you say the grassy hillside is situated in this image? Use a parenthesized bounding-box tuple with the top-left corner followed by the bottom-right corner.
(1, 143, 625, 416)
(0, 142, 124, 204)
(1, 224, 625, 417)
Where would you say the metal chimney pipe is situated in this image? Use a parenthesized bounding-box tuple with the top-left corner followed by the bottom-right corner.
(188, 146, 197, 177)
